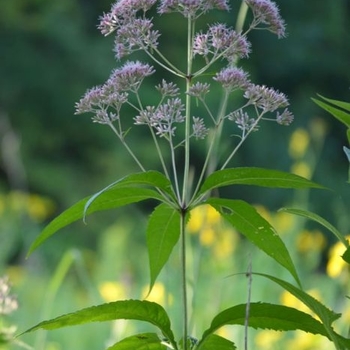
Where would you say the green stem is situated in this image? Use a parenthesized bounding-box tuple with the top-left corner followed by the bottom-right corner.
(107, 121, 146, 172)
(180, 210, 188, 350)
(236, 0, 249, 33)
(221, 110, 264, 169)
(182, 17, 195, 207)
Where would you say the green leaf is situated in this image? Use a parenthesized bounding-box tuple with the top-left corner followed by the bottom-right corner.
(312, 97, 350, 127)
(342, 246, 350, 265)
(206, 198, 300, 286)
(28, 188, 163, 256)
(251, 273, 349, 349)
(199, 302, 350, 347)
(84, 171, 176, 221)
(252, 273, 340, 323)
(106, 333, 167, 350)
(22, 300, 176, 346)
(197, 334, 236, 350)
(279, 208, 349, 247)
(147, 204, 181, 291)
(344, 146, 350, 162)
(198, 167, 325, 196)
(316, 95, 350, 113)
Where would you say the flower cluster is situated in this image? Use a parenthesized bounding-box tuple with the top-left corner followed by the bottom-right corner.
(0, 276, 18, 316)
(244, 84, 288, 112)
(134, 98, 185, 138)
(245, 0, 286, 38)
(193, 24, 251, 64)
(214, 67, 250, 91)
(158, 0, 229, 18)
(98, 0, 159, 59)
(229, 109, 259, 134)
(75, 61, 154, 124)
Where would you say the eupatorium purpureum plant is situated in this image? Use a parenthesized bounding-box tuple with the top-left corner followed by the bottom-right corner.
(20, 0, 350, 349)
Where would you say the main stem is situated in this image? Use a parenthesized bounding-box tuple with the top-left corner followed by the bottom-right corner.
(180, 16, 194, 350)
(180, 210, 188, 350)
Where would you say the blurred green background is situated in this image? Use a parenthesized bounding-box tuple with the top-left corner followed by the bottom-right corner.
(1, 0, 350, 349)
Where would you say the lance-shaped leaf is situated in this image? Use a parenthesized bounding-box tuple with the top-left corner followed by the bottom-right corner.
(84, 171, 176, 221)
(250, 272, 346, 348)
(28, 188, 163, 256)
(199, 302, 350, 348)
(198, 167, 325, 196)
(312, 95, 350, 127)
(206, 198, 300, 286)
(106, 333, 167, 350)
(280, 208, 349, 247)
(196, 334, 236, 350)
(147, 204, 181, 291)
(22, 300, 176, 346)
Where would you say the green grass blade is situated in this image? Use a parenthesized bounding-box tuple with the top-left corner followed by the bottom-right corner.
(207, 198, 301, 286)
(147, 204, 181, 291)
(21, 300, 176, 345)
(279, 208, 349, 247)
(198, 167, 325, 196)
(28, 188, 163, 256)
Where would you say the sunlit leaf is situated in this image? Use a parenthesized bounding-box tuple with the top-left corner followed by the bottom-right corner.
(197, 334, 236, 350)
(206, 198, 300, 286)
(279, 207, 349, 247)
(106, 333, 167, 350)
(200, 302, 350, 347)
(147, 204, 181, 291)
(252, 273, 347, 349)
(198, 167, 325, 196)
(28, 188, 163, 256)
(84, 171, 176, 221)
(22, 300, 176, 346)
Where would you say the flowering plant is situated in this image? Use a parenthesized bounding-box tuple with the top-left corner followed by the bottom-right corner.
(20, 0, 350, 349)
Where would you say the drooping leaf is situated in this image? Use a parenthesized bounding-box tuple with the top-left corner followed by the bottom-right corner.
(206, 198, 300, 286)
(84, 171, 176, 221)
(199, 303, 350, 347)
(147, 203, 181, 291)
(22, 300, 176, 346)
(279, 208, 349, 247)
(252, 273, 340, 323)
(106, 333, 167, 350)
(197, 334, 236, 350)
(251, 273, 346, 349)
(198, 167, 325, 196)
(312, 96, 350, 127)
(28, 188, 163, 256)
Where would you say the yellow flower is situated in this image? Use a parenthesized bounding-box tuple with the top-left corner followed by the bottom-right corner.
(327, 237, 350, 278)
(142, 282, 173, 306)
(99, 281, 127, 302)
(280, 289, 322, 318)
(296, 230, 326, 254)
(255, 330, 282, 348)
(289, 128, 310, 159)
(291, 161, 311, 179)
(27, 194, 56, 222)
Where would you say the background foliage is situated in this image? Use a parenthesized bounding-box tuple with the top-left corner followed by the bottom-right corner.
(0, 0, 350, 349)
